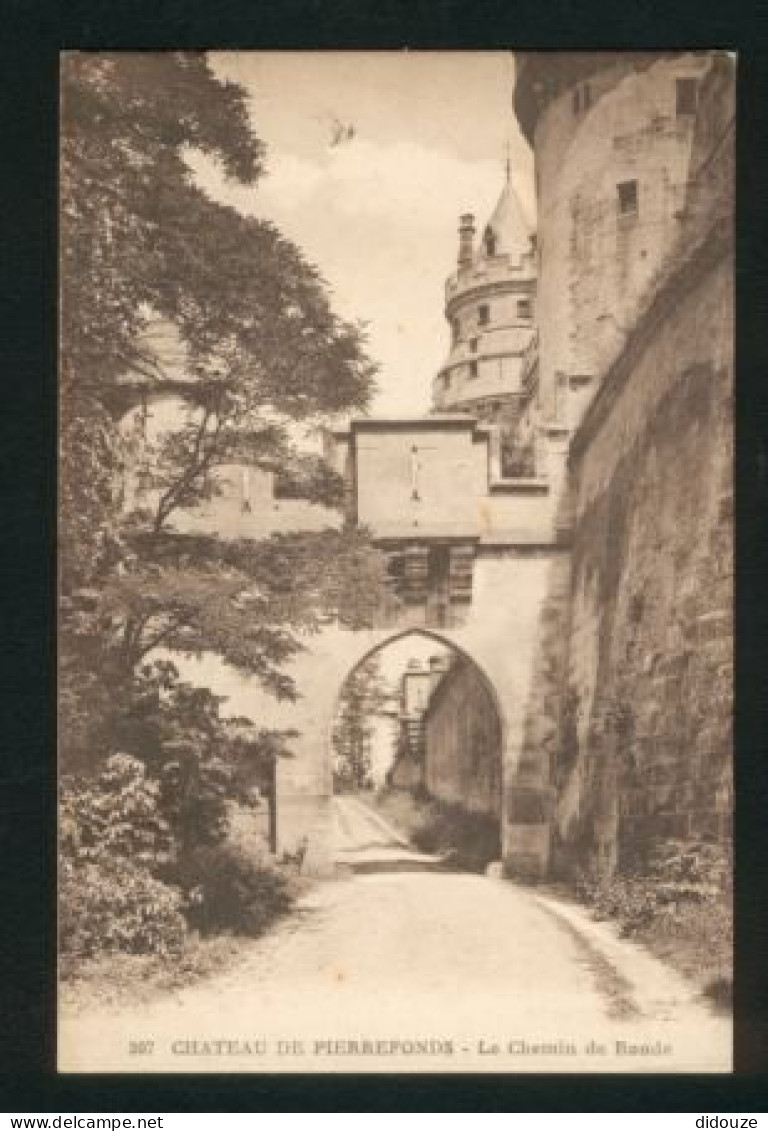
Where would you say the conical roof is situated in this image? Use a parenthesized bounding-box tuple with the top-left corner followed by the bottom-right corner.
(476, 176, 533, 263)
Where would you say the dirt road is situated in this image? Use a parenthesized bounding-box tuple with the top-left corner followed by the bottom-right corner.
(59, 799, 730, 1073)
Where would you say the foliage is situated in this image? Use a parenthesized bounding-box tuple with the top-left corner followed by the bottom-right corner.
(555, 685, 581, 786)
(374, 790, 500, 872)
(501, 429, 536, 478)
(173, 841, 296, 937)
(59, 754, 187, 959)
(574, 838, 732, 1003)
(409, 800, 500, 872)
(60, 753, 175, 868)
(60, 50, 387, 769)
(60, 51, 377, 591)
(575, 838, 731, 936)
(58, 53, 390, 969)
(60, 932, 250, 1008)
(333, 656, 391, 792)
(59, 751, 294, 960)
(574, 870, 662, 936)
(62, 527, 391, 700)
(61, 661, 297, 853)
(60, 855, 186, 961)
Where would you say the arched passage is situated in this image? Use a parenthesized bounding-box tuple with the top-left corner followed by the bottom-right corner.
(328, 629, 506, 870)
(267, 549, 565, 881)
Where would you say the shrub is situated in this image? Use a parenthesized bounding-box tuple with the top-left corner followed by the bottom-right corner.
(60, 855, 186, 961)
(575, 871, 662, 936)
(573, 837, 732, 997)
(60, 754, 185, 962)
(376, 790, 500, 872)
(60, 753, 174, 869)
(172, 842, 295, 937)
(412, 803, 499, 870)
(575, 837, 732, 935)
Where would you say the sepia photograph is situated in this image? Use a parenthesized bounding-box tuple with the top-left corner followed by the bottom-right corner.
(58, 50, 734, 1073)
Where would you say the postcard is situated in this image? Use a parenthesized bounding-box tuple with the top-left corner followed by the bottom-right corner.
(58, 50, 733, 1073)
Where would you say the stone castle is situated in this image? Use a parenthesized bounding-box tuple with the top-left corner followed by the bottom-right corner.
(121, 51, 734, 881)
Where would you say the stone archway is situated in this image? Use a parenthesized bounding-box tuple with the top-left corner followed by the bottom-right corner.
(328, 629, 507, 850)
(159, 549, 566, 881)
(269, 565, 560, 882)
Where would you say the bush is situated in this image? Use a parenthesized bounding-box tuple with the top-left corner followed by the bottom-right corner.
(575, 838, 732, 935)
(60, 753, 185, 962)
(375, 789, 500, 872)
(412, 803, 499, 871)
(60, 855, 186, 962)
(575, 871, 662, 936)
(60, 753, 174, 869)
(172, 842, 295, 937)
(573, 837, 732, 998)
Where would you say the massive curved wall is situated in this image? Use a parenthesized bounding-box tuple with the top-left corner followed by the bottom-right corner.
(555, 57, 734, 875)
(516, 52, 713, 427)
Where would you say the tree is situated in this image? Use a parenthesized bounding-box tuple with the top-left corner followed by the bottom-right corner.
(333, 656, 391, 792)
(60, 52, 377, 590)
(59, 53, 392, 779)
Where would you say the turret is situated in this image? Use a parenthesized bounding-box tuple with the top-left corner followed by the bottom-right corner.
(433, 175, 538, 439)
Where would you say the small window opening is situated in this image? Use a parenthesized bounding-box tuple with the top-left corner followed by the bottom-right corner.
(478, 303, 490, 326)
(451, 317, 460, 345)
(517, 298, 532, 320)
(617, 179, 638, 217)
(469, 337, 479, 354)
(469, 360, 478, 379)
(483, 226, 497, 256)
(676, 78, 698, 117)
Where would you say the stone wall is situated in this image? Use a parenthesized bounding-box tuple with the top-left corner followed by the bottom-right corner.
(422, 658, 502, 818)
(528, 53, 712, 426)
(557, 228, 733, 877)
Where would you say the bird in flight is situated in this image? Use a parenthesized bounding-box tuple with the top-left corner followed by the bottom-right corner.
(329, 116, 356, 147)
(314, 111, 357, 148)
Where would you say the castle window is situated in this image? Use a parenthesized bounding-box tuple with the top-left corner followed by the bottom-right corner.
(517, 298, 532, 320)
(617, 179, 639, 217)
(676, 77, 698, 117)
(469, 360, 478, 379)
(483, 226, 497, 256)
(469, 337, 478, 354)
(478, 303, 490, 326)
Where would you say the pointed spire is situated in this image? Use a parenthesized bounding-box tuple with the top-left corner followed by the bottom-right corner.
(476, 172, 532, 264)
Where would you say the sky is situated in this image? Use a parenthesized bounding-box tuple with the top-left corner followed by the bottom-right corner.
(194, 51, 534, 416)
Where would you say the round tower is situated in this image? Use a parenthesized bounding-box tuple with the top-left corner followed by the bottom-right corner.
(514, 51, 715, 428)
(432, 173, 537, 428)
